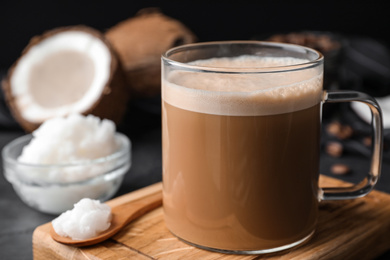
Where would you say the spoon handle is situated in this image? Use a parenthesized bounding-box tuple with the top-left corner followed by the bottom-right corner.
(50, 190, 163, 247)
(113, 191, 163, 226)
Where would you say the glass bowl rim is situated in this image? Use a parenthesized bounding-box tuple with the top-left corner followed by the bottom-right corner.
(2, 132, 131, 168)
(2, 132, 131, 186)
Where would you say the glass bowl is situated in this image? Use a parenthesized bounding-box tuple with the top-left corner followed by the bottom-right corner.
(2, 132, 131, 215)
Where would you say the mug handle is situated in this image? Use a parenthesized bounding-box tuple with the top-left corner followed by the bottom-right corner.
(320, 90, 383, 201)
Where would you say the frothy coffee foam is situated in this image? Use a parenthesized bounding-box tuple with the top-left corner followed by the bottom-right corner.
(163, 55, 323, 116)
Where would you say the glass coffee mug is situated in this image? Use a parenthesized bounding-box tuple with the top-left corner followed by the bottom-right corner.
(161, 41, 383, 254)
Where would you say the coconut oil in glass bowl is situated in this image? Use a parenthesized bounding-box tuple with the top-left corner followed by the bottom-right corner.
(2, 132, 131, 214)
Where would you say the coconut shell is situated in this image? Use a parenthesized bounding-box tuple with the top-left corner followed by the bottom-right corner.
(2, 26, 129, 132)
(105, 8, 197, 98)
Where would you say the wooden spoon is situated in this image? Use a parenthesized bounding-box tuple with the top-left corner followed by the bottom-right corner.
(50, 191, 163, 247)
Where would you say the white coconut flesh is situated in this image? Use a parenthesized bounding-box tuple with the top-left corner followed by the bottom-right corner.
(10, 31, 111, 123)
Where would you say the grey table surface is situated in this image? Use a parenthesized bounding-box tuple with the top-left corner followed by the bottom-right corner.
(1, 102, 390, 260)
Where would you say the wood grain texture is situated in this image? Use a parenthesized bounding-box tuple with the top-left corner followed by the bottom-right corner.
(33, 176, 390, 260)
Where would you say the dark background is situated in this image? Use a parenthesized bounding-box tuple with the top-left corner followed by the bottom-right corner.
(1, 1, 390, 259)
(1, 1, 389, 71)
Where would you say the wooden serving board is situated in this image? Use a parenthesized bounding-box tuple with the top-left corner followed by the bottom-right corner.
(33, 175, 390, 260)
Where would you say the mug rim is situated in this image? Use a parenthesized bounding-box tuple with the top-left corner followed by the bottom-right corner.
(162, 40, 324, 74)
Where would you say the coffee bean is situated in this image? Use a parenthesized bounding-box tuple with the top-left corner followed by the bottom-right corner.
(326, 121, 354, 140)
(331, 164, 351, 175)
(326, 141, 343, 157)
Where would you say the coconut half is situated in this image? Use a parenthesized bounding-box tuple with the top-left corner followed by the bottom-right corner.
(106, 8, 197, 97)
(2, 26, 128, 132)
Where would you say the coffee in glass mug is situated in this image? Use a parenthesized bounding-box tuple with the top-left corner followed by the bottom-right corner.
(161, 41, 382, 254)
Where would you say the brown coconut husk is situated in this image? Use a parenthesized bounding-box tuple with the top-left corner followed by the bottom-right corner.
(2, 26, 129, 132)
(105, 8, 197, 98)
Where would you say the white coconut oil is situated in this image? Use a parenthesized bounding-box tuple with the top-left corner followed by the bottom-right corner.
(2, 114, 131, 214)
(18, 113, 120, 182)
(52, 198, 112, 240)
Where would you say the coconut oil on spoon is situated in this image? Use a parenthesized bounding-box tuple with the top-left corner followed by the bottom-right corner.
(50, 191, 162, 247)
